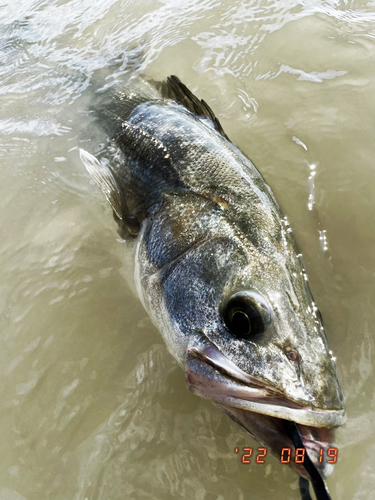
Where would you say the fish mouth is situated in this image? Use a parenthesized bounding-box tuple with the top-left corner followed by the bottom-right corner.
(185, 335, 345, 479)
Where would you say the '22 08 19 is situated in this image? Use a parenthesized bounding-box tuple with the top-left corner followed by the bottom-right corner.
(234, 447, 338, 464)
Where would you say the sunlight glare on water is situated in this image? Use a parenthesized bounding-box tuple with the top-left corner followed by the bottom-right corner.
(1, 0, 375, 499)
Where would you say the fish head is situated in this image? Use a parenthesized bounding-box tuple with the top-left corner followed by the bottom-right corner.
(179, 229, 345, 479)
(132, 186, 345, 480)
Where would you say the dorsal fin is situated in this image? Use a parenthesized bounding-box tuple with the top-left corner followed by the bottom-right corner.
(156, 75, 230, 142)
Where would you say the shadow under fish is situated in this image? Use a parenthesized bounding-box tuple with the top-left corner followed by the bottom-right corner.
(80, 74, 345, 499)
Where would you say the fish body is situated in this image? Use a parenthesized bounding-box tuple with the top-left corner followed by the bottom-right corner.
(81, 75, 345, 484)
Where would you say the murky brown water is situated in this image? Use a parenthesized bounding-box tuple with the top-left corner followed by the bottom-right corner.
(1, 1, 375, 499)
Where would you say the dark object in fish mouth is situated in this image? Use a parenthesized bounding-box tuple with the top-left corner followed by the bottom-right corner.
(283, 420, 332, 500)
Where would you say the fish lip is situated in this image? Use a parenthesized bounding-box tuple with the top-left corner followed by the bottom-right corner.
(186, 337, 346, 428)
(186, 336, 344, 479)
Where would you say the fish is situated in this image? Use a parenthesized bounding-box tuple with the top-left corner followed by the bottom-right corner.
(80, 75, 345, 496)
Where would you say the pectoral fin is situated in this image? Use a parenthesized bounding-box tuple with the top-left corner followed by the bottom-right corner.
(80, 149, 123, 219)
(80, 149, 140, 236)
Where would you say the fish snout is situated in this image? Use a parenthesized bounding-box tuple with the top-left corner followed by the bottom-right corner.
(297, 353, 345, 413)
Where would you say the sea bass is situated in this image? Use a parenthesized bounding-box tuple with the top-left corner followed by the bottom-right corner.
(80, 75, 345, 494)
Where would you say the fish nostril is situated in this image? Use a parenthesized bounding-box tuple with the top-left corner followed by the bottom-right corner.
(286, 350, 298, 362)
(284, 348, 302, 378)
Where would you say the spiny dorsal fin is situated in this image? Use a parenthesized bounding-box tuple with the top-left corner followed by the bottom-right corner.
(79, 149, 123, 220)
(156, 75, 230, 142)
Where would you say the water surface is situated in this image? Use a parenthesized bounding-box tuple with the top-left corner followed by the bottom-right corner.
(1, 0, 375, 499)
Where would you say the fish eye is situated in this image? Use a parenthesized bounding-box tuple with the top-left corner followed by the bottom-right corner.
(222, 291, 272, 339)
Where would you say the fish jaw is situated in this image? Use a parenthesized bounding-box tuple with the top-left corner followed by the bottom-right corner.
(185, 334, 345, 479)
